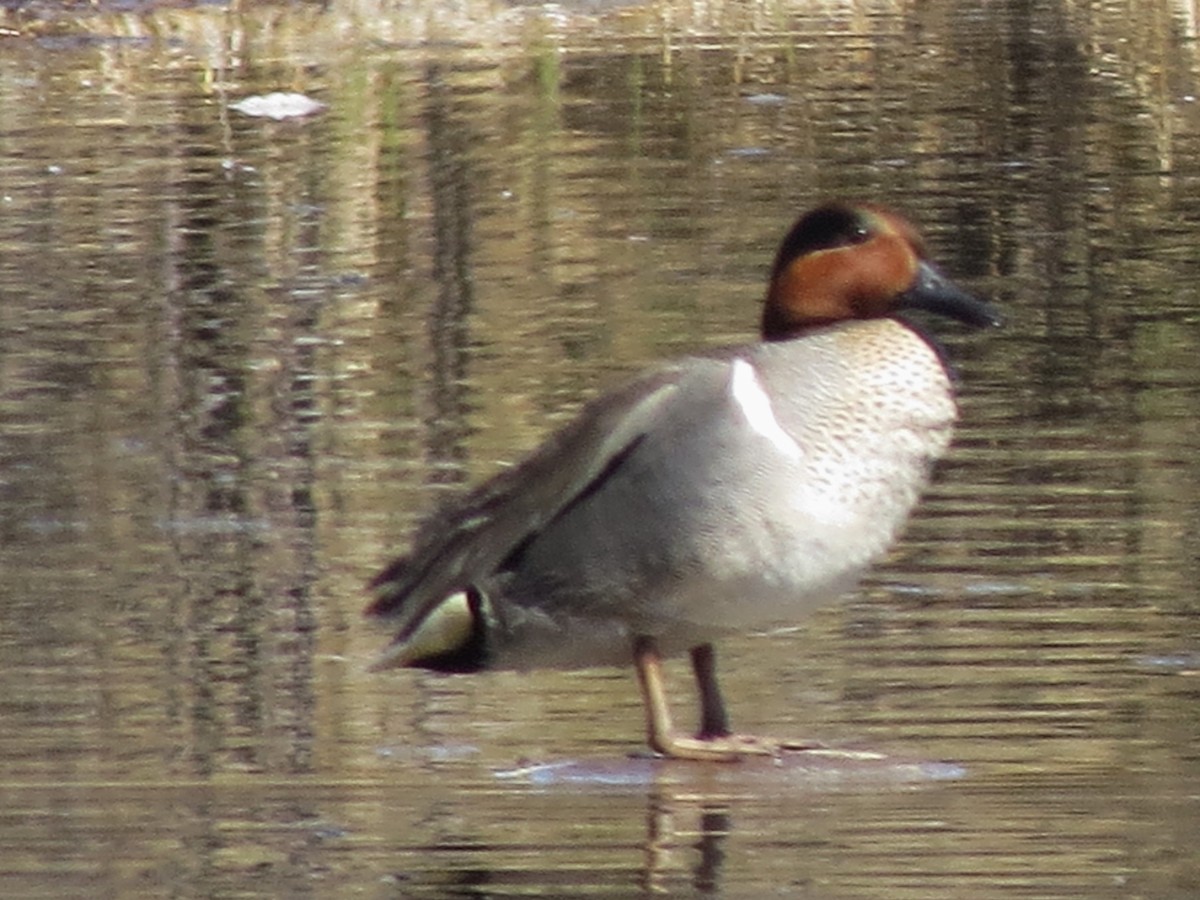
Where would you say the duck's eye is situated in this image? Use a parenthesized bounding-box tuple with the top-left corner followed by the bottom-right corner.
(849, 223, 872, 244)
(832, 223, 871, 250)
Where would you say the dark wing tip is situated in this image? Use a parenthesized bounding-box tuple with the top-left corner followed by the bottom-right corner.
(364, 557, 410, 617)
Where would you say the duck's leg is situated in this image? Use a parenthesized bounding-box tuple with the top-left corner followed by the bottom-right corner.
(690, 643, 823, 754)
(633, 636, 742, 761)
(634, 637, 825, 760)
(690, 643, 731, 738)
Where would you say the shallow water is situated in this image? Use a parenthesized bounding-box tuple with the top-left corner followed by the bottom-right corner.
(2, 0, 1199, 896)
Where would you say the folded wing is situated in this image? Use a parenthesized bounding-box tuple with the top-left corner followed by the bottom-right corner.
(366, 368, 688, 642)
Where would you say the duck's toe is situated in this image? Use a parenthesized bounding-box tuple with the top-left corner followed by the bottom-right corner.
(644, 731, 829, 762)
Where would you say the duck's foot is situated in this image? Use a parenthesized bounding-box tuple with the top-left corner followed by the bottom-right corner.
(645, 732, 828, 763)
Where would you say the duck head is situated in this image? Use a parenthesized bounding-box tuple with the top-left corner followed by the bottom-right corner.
(761, 202, 1002, 341)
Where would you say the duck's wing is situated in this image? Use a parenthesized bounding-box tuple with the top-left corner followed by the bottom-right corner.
(365, 365, 693, 641)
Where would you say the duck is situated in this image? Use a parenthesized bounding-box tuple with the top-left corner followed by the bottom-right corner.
(366, 201, 1001, 762)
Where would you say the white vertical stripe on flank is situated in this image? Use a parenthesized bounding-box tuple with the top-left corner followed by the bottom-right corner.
(729, 358, 801, 457)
